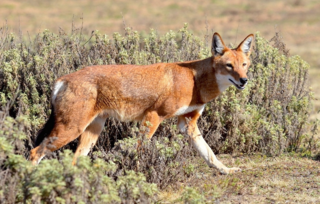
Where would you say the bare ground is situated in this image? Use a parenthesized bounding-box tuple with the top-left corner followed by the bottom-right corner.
(159, 154, 320, 203)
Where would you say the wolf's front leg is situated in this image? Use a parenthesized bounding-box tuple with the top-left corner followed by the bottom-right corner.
(178, 114, 241, 175)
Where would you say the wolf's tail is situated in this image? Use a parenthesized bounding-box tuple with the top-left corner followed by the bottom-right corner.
(35, 106, 55, 146)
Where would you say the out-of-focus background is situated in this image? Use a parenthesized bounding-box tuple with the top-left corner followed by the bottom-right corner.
(1, 0, 319, 116)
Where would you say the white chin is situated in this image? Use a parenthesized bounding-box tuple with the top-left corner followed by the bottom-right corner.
(234, 85, 245, 90)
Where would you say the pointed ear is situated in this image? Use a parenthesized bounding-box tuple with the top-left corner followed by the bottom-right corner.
(212, 33, 227, 56)
(236, 34, 254, 56)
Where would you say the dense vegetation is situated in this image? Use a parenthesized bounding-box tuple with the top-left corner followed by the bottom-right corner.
(0, 24, 318, 203)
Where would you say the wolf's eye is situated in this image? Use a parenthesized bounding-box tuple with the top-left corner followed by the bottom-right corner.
(226, 63, 233, 69)
(243, 63, 247, 66)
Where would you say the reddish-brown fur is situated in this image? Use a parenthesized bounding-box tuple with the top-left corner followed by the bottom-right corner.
(30, 33, 254, 174)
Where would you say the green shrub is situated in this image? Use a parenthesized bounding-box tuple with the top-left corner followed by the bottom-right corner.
(178, 187, 205, 204)
(0, 136, 158, 203)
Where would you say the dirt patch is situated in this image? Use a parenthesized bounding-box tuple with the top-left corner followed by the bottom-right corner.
(160, 154, 320, 203)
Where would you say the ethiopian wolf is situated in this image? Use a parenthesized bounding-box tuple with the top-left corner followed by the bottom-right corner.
(30, 33, 254, 175)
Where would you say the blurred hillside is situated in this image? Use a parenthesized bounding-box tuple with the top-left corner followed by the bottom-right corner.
(1, 0, 319, 117)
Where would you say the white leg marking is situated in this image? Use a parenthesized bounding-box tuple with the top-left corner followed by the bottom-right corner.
(79, 116, 106, 156)
(191, 132, 241, 174)
(52, 81, 65, 104)
(191, 133, 229, 173)
(37, 155, 45, 164)
(177, 105, 240, 174)
(178, 118, 187, 133)
(198, 105, 205, 115)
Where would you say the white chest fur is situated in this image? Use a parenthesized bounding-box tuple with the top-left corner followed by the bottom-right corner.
(174, 104, 205, 116)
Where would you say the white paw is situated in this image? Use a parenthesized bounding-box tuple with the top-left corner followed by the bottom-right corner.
(220, 167, 242, 175)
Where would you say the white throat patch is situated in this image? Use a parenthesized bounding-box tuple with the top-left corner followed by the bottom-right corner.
(215, 73, 233, 93)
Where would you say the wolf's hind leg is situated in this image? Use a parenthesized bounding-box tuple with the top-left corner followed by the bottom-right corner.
(72, 116, 107, 165)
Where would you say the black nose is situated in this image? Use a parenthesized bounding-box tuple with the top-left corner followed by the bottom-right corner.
(240, 78, 248, 85)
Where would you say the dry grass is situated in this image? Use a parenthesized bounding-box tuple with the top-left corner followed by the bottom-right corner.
(159, 154, 320, 203)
